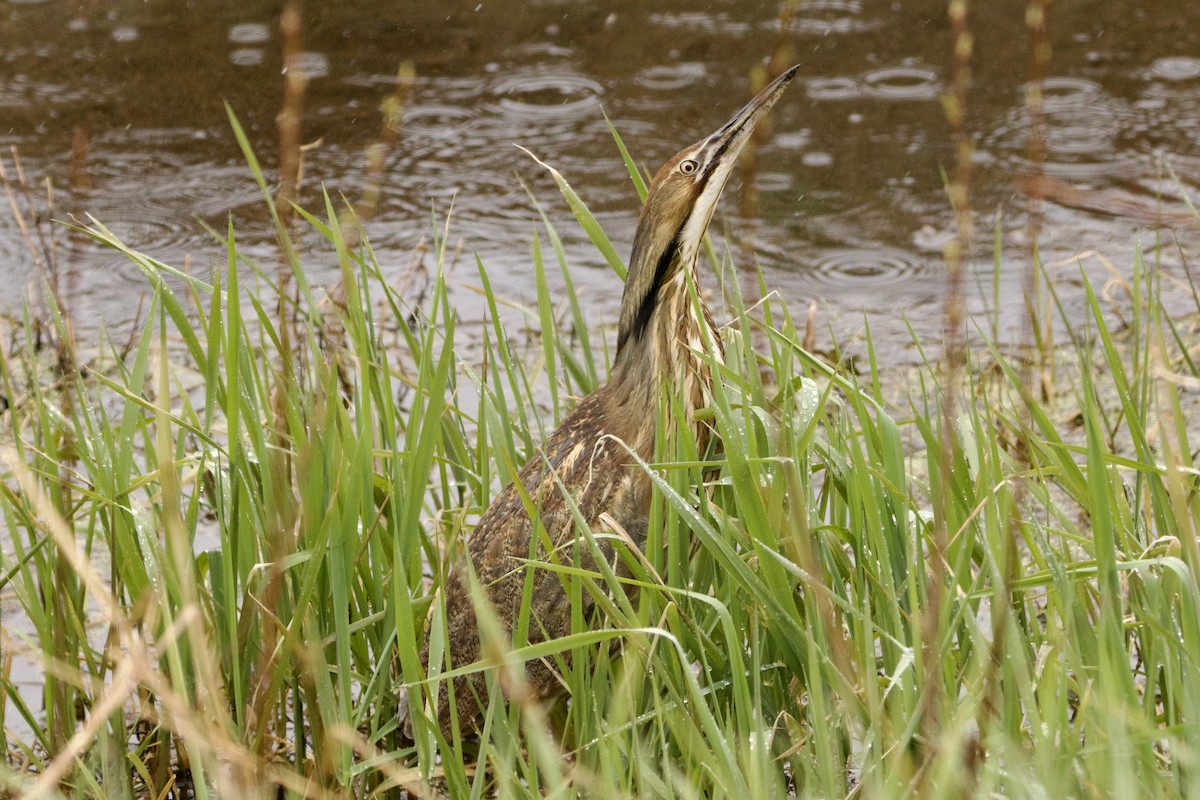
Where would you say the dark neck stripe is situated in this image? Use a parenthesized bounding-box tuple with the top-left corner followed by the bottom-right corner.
(707, 131, 736, 176)
(629, 230, 680, 349)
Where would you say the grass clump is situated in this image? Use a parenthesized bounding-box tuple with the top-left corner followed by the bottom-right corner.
(1, 121, 1200, 799)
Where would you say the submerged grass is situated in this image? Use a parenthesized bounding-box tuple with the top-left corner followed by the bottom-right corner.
(1, 119, 1200, 799)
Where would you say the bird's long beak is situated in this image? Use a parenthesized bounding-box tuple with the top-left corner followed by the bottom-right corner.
(615, 64, 801, 359)
(694, 64, 802, 184)
(663, 63, 802, 272)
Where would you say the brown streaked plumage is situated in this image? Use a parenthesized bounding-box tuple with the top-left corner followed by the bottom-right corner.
(400, 65, 801, 740)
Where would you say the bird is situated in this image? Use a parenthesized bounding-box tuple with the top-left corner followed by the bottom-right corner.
(400, 64, 801, 740)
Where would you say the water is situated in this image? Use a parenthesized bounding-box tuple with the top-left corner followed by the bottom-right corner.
(1, 0, 1196, 361)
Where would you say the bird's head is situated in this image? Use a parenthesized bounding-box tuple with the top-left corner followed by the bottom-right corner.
(615, 64, 801, 358)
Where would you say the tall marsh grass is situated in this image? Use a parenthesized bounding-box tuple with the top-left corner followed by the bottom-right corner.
(2, 115, 1200, 799)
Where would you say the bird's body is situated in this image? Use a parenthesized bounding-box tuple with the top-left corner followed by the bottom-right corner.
(402, 66, 800, 739)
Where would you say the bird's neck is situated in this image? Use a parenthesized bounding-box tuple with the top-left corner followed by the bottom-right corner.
(609, 262, 723, 456)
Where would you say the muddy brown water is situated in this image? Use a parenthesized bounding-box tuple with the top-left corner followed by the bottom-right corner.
(2, 0, 1198, 357)
(2, 0, 1200, 746)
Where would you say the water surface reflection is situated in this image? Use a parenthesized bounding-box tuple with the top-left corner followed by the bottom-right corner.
(0, 0, 1198, 361)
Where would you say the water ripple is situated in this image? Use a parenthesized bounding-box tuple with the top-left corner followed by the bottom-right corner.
(792, 0, 882, 35)
(862, 66, 942, 101)
(635, 62, 707, 92)
(229, 48, 263, 67)
(807, 77, 859, 101)
(980, 76, 1142, 180)
(796, 247, 926, 298)
(291, 51, 329, 79)
(1133, 56, 1200, 168)
(484, 70, 602, 120)
(806, 65, 941, 103)
(401, 103, 480, 140)
(228, 23, 269, 44)
(1150, 56, 1200, 82)
(648, 12, 754, 35)
(0, 73, 96, 107)
(61, 147, 263, 305)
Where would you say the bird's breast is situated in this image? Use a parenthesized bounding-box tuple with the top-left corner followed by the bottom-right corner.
(651, 268, 723, 453)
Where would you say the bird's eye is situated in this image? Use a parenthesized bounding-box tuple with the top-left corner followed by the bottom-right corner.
(678, 159, 699, 175)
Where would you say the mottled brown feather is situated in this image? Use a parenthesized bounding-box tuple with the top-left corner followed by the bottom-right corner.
(414, 382, 659, 737)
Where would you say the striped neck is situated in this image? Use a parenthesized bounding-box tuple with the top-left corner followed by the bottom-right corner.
(610, 261, 722, 456)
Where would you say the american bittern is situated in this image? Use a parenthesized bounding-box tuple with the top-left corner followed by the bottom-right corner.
(401, 65, 800, 739)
